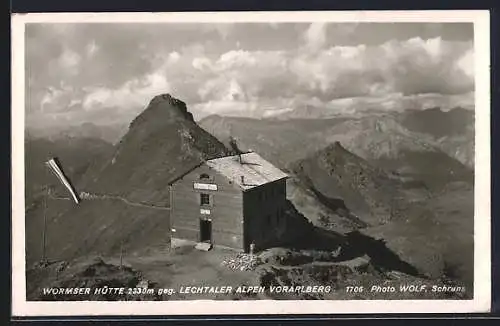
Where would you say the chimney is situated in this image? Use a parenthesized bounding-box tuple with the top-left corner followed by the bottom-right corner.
(240, 176, 245, 184)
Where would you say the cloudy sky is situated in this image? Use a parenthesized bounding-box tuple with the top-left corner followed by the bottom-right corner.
(25, 22, 474, 128)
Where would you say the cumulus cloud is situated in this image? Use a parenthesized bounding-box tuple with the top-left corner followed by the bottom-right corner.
(82, 72, 170, 113)
(40, 84, 75, 113)
(304, 22, 327, 52)
(263, 107, 294, 118)
(25, 22, 475, 126)
(187, 35, 474, 117)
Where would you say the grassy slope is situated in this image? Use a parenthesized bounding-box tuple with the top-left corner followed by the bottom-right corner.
(26, 199, 171, 266)
(360, 182, 474, 287)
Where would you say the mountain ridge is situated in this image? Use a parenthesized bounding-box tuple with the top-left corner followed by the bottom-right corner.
(289, 141, 417, 228)
(80, 94, 230, 205)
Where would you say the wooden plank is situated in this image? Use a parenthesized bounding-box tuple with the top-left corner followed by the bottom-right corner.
(243, 178, 287, 251)
(171, 164, 244, 250)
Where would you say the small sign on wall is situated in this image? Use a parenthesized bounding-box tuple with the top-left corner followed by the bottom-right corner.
(194, 183, 218, 191)
(200, 209, 211, 215)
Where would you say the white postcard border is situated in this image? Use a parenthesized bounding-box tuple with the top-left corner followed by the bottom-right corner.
(11, 10, 491, 316)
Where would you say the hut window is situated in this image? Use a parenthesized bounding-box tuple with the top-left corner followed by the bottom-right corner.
(200, 193, 210, 206)
(200, 173, 211, 181)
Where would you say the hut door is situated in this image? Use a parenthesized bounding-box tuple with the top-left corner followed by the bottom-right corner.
(199, 218, 212, 243)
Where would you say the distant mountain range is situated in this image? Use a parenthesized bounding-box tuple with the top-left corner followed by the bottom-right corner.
(401, 107, 475, 168)
(27, 122, 129, 145)
(199, 106, 474, 170)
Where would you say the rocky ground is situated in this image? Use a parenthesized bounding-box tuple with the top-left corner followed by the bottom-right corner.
(27, 237, 470, 301)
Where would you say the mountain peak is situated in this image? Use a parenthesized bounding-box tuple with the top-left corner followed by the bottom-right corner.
(150, 93, 185, 107)
(144, 93, 194, 123)
(84, 93, 229, 205)
(325, 141, 349, 154)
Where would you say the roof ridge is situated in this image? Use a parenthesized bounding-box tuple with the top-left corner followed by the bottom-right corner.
(170, 152, 288, 189)
(206, 150, 254, 162)
(205, 152, 288, 190)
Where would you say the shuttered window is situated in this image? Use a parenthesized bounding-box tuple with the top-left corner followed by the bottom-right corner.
(200, 173, 211, 181)
(200, 193, 210, 206)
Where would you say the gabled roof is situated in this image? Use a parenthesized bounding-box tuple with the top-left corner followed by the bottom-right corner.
(205, 152, 288, 191)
